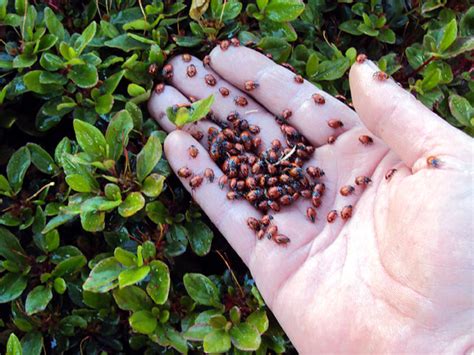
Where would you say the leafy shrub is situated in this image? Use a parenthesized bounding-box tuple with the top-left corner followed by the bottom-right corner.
(0, 0, 472, 354)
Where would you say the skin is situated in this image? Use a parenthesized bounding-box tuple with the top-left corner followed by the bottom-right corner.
(148, 45, 474, 354)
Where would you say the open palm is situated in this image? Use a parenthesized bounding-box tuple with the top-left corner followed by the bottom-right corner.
(148, 45, 473, 353)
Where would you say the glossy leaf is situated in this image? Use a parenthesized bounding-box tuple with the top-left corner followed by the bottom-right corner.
(25, 285, 53, 315)
(183, 273, 221, 307)
(83, 257, 123, 293)
(118, 265, 150, 288)
(73, 119, 107, 161)
(265, 0, 305, 22)
(7, 146, 31, 194)
(106, 110, 133, 160)
(0, 273, 28, 303)
(6, 333, 22, 355)
(118, 192, 145, 217)
(129, 310, 157, 335)
(146, 260, 170, 305)
(136, 133, 162, 182)
(203, 329, 231, 353)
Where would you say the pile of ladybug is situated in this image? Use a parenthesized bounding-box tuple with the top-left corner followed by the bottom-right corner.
(172, 42, 378, 246)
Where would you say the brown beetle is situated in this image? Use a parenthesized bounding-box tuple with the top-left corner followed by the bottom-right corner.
(227, 191, 238, 200)
(186, 64, 197, 77)
(282, 62, 296, 73)
(178, 167, 192, 178)
(427, 155, 441, 168)
(248, 124, 260, 134)
(312, 93, 325, 105)
(294, 75, 304, 84)
(274, 235, 290, 245)
(204, 168, 215, 182)
(220, 40, 230, 50)
(191, 130, 204, 141)
(247, 217, 260, 231)
(313, 183, 326, 194)
(235, 96, 248, 107)
(154, 83, 165, 94)
(355, 176, 371, 186)
(205, 74, 217, 86)
(261, 215, 272, 226)
(218, 175, 228, 189)
(162, 64, 173, 79)
(327, 135, 337, 144)
(148, 63, 158, 76)
(282, 109, 292, 120)
(230, 38, 240, 46)
(244, 80, 258, 91)
(306, 166, 324, 178)
(266, 225, 278, 239)
(203, 55, 211, 66)
(182, 53, 192, 62)
(219, 87, 230, 97)
(306, 207, 316, 222)
(269, 201, 280, 212)
(327, 119, 344, 129)
(373, 71, 388, 81)
(188, 145, 199, 158)
(340, 185, 355, 196)
(257, 230, 265, 240)
(189, 175, 203, 189)
(341, 205, 353, 220)
(359, 135, 373, 145)
(356, 54, 367, 64)
(327, 210, 338, 223)
(385, 168, 397, 180)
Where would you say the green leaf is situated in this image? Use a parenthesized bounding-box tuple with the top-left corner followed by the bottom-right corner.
(80, 210, 105, 232)
(73, 119, 107, 161)
(65, 174, 97, 193)
(339, 19, 362, 35)
(183, 273, 221, 307)
(265, 0, 305, 22)
(113, 285, 153, 312)
(357, 23, 379, 36)
(421, 68, 441, 91)
(119, 265, 150, 288)
(0, 174, 12, 196)
(21, 332, 43, 355)
(53, 277, 67, 294)
(13, 54, 37, 68)
(246, 309, 269, 334)
(25, 285, 53, 315)
(229, 322, 261, 351)
(257, 36, 291, 62)
(51, 255, 87, 277)
(203, 329, 231, 353)
(146, 260, 170, 305)
(129, 310, 157, 335)
(146, 201, 168, 225)
(104, 34, 149, 52)
(106, 110, 133, 160)
(432, 18, 457, 53)
(440, 37, 474, 58)
(186, 220, 213, 256)
(209, 314, 227, 329)
(6, 333, 22, 355)
(142, 173, 165, 197)
(184, 323, 214, 341)
(82, 290, 111, 309)
(34, 229, 60, 253)
(377, 28, 396, 44)
(0, 227, 27, 265)
(26, 143, 58, 175)
(40, 52, 64, 71)
(44, 7, 65, 41)
(0, 273, 28, 303)
(83, 257, 123, 292)
(114, 247, 137, 267)
(95, 94, 114, 115)
(136, 133, 162, 182)
(165, 224, 188, 257)
(81, 196, 122, 212)
(74, 21, 96, 55)
(449, 95, 473, 127)
(118, 192, 145, 217)
(7, 146, 31, 194)
(310, 57, 350, 81)
(68, 63, 98, 88)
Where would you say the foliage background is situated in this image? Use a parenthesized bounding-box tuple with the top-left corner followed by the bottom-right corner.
(0, 0, 472, 354)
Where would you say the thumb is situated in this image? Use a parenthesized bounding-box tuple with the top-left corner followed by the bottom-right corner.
(349, 58, 471, 169)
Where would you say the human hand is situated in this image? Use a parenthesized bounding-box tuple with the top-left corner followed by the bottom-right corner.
(148, 44, 473, 353)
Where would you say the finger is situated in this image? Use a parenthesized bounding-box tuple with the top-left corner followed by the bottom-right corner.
(148, 84, 218, 144)
(164, 130, 260, 264)
(208, 45, 361, 146)
(166, 55, 285, 148)
(349, 59, 472, 168)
